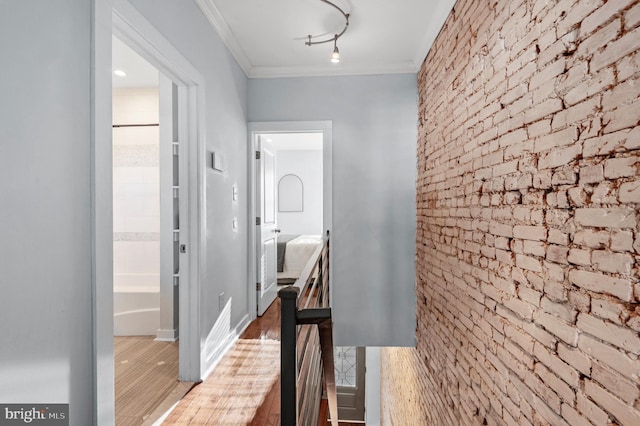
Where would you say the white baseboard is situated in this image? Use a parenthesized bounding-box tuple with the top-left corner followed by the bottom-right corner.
(234, 313, 251, 338)
(155, 328, 178, 342)
(201, 313, 251, 381)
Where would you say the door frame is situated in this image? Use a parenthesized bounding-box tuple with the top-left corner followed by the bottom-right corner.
(112, 0, 205, 382)
(93, 1, 206, 421)
(247, 121, 333, 321)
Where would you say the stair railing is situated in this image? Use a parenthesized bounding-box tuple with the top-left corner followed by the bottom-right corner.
(279, 234, 337, 426)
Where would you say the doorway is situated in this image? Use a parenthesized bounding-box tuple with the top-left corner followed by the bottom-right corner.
(94, 3, 206, 422)
(112, 34, 184, 424)
(248, 122, 333, 319)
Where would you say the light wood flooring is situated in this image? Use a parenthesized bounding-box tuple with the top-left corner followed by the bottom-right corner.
(114, 336, 194, 426)
(115, 299, 360, 425)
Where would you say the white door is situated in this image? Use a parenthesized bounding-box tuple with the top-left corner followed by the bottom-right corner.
(336, 347, 366, 421)
(256, 136, 279, 316)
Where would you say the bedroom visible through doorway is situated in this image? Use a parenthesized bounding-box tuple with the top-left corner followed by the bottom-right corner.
(253, 130, 327, 316)
(271, 133, 323, 286)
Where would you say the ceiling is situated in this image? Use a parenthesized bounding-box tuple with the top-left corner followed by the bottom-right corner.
(112, 35, 159, 88)
(196, 0, 457, 78)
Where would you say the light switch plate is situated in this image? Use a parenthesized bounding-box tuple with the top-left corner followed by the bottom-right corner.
(212, 152, 224, 171)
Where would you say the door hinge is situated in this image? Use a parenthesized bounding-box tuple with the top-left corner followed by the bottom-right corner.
(256, 217, 261, 226)
(256, 282, 261, 291)
(255, 151, 261, 160)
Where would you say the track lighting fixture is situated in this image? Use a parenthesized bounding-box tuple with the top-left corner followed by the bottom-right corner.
(305, 0, 349, 63)
(331, 37, 340, 63)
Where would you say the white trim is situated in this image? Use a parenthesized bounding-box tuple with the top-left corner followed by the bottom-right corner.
(194, 0, 456, 79)
(111, 0, 205, 383)
(247, 121, 333, 320)
(92, 0, 115, 424)
(195, 0, 252, 74)
(201, 313, 251, 380)
(155, 329, 178, 342)
(112, 1, 203, 86)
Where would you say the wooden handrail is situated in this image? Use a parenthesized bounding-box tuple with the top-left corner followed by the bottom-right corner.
(279, 236, 337, 426)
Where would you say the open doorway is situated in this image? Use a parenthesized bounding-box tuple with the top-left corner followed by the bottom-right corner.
(255, 132, 325, 315)
(249, 122, 333, 319)
(112, 34, 187, 424)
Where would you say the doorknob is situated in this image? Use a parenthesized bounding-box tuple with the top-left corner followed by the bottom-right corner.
(274, 229, 281, 233)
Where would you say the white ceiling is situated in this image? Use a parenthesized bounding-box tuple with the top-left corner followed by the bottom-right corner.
(112, 35, 159, 88)
(197, 0, 457, 78)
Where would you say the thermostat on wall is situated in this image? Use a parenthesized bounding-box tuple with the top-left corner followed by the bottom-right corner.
(212, 152, 224, 171)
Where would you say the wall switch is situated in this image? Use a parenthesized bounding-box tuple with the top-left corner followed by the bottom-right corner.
(232, 217, 238, 230)
(232, 185, 238, 201)
(212, 151, 224, 171)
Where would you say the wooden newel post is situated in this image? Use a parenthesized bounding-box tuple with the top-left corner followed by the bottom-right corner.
(279, 286, 300, 426)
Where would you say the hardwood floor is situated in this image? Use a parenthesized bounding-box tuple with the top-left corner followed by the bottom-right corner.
(241, 299, 360, 426)
(246, 299, 281, 426)
(241, 298, 281, 341)
(141, 297, 352, 425)
(114, 336, 194, 426)
(163, 338, 280, 425)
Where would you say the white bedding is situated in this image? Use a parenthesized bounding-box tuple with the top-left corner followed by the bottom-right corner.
(278, 235, 323, 280)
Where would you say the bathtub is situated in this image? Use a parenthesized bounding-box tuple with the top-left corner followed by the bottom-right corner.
(113, 275, 160, 336)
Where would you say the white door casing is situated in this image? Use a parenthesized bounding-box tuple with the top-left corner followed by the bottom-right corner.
(256, 136, 279, 316)
(108, 0, 205, 390)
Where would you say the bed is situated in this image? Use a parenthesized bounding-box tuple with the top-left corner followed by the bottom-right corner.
(277, 235, 323, 284)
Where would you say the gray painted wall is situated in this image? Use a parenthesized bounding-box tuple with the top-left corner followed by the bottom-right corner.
(249, 75, 417, 346)
(0, 0, 250, 420)
(129, 0, 250, 369)
(0, 1, 94, 424)
(0, 1, 414, 420)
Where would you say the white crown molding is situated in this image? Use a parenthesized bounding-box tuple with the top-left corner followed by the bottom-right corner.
(195, 0, 253, 75)
(413, 0, 457, 71)
(248, 61, 418, 79)
(195, 0, 455, 79)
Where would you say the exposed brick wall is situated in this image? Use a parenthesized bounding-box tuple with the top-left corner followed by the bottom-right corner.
(381, 0, 640, 424)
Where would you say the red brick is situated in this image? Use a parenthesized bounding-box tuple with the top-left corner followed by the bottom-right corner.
(619, 181, 640, 203)
(626, 2, 640, 30)
(591, 361, 640, 404)
(574, 208, 637, 228)
(582, 0, 634, 35)
(578, 334, 640, 378)
(583, 126, 640, 157)
(604, 156, 637, 179)
(591, 250, 634, 274)
(558, 343, 592, 376)
(569, 269, 633, 301)
(538, 143, 582, 170)
(584, 380, 640, 426)
(535, 312, 578, 346)
(399, 0, 640, 424)
(591, 26, 640, 72)
(576, 392, 609, 426)
(577, 313, 640, 354)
